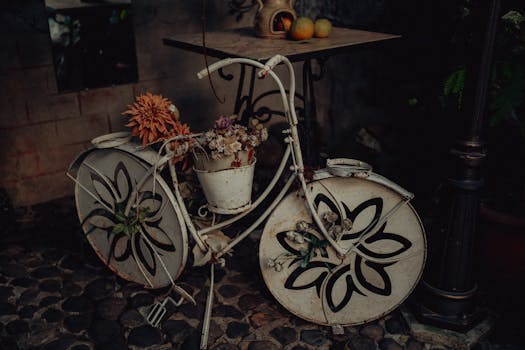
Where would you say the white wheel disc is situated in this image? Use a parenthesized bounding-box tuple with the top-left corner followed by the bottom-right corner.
(75, 149, 187, 288)
(259, 177, 426, 325)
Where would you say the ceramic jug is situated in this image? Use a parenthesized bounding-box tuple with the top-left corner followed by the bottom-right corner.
(254, 0, 296, 38)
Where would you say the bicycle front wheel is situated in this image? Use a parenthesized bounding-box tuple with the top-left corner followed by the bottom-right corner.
(259, 176, 426, 326)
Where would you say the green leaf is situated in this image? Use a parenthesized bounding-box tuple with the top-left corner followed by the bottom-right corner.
(115, 213, 127, 222)
(408, 98, 418, 106)
(120, 9, 128, 21)
(443, 68, 466, 107)
(123, 225, 130, 236)
(304, 232, 316, 243)
(116, 202, 126, 212)
(112, 223, 125, 234)
(502, 10, 525, 30)
(301, 253, 311, 268)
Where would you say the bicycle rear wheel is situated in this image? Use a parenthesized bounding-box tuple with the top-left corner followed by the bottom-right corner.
(259, 177, 426, 325)
(75, 149, 188, 288)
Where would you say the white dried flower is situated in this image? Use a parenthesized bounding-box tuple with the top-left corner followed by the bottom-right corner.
(201, 116, 268, 160)
(260, 128, 268, 141)
(228, 141, 242, 154)
(296, 221, 308, 231)
(342, 218, 353, 231)
(323, 211, 338, 223)
(204, 130, 215, 141)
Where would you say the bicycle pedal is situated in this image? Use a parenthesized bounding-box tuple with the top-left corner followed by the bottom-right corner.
(146, 302, 167, 327)
(146, 296, 185, 328)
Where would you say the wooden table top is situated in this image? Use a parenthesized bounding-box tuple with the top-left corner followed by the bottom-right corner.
(163, 27, 400, 62)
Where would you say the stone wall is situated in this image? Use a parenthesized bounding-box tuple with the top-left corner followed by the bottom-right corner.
(0, 1, 256, 207)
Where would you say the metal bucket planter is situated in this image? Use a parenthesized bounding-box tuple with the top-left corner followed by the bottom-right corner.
(193, 151, 251, 172)
(193, 152, 256, 214)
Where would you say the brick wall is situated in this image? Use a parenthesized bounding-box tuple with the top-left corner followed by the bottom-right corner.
(0, 1, 253, 207)
(0, 0, 399, 208)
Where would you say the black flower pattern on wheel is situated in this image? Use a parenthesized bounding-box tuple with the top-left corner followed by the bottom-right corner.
(276, 194, 412, 313)
(82, 161, 175, 277)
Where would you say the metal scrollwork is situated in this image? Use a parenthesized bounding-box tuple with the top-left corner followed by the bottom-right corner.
(252, 90, 305, 124)
(216, 64, 305, 125)
(312, 57, 329, 82)
(218, 68, 234, 81)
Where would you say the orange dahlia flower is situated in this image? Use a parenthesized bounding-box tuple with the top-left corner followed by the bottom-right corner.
(122, 93, 179, 145)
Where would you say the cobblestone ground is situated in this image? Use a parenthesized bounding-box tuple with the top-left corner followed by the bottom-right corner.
(0, 198, 521, 350)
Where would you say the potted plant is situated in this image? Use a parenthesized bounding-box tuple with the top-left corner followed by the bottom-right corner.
(192, 114, 268, 214)
(193, 115, 268, 170)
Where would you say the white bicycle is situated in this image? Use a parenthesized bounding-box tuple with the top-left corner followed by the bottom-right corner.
(68, 54, 426, 344)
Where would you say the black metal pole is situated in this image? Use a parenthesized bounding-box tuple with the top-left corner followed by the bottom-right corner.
(412, 0, 500, 331)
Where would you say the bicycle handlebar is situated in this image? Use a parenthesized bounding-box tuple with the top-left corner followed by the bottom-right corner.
(257, 54, 287, 78)
(196, 54, 287, 80)
(197, 58, 236, 80)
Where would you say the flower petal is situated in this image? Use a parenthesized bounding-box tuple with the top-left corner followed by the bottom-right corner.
(90, 173, 117, 211)
(284, 261, 335, 297)
(357, 223, 412, 259)
(325, 264, 364, 312)
(139, 191, 163, 218)
(108, 234, 132, 262)
(354, 255, 394, 296)
(113, 161, 132, 203)
(140, 223, 176, 252)
(134, 234, 157, 276)
(341, 198, 383, 240)
(83, 208, 115, 230)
